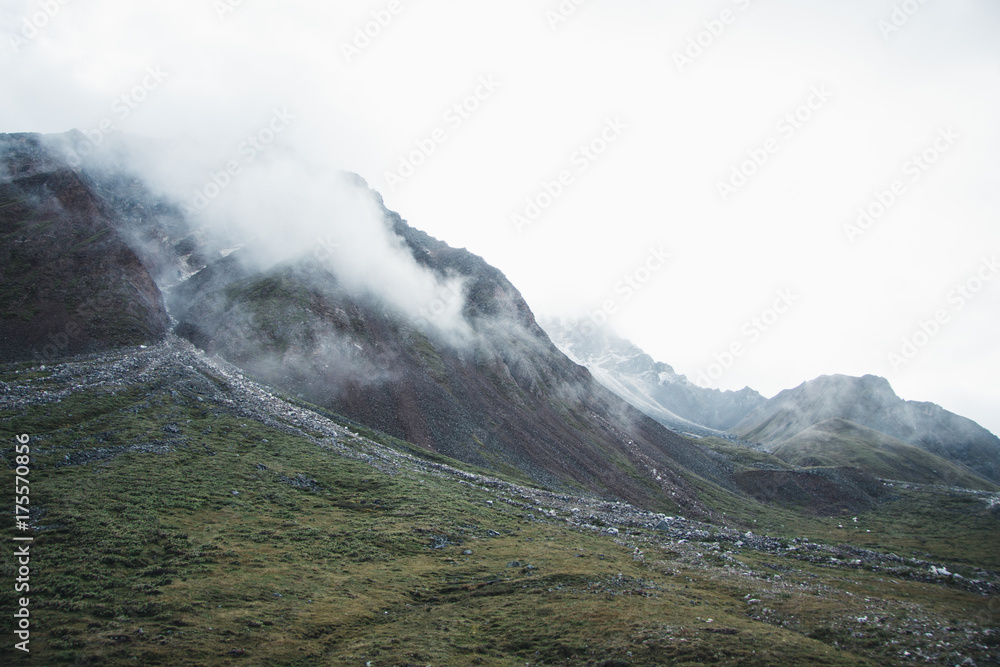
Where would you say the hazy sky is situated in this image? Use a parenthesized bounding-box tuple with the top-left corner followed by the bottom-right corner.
(2, 0, 998, 433)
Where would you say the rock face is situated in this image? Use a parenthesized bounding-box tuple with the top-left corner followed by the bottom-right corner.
(541, 317, 766, 433)
(735, 374, 1000, 485)
(0, 133, 170, 362)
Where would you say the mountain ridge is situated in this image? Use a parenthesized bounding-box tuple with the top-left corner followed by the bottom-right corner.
(542, 319, 1000, 487)
(540, 316, 766, 435)
(735, 373, 1000, 485)
(769, 418, 997, 491)
(2, 130, 1000, 666)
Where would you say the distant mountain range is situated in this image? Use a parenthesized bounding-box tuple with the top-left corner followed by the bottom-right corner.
(767, 418, 991, 490)
(541, 318, 1000, 489)
(540, 317, 765, 435)
(735, 374, 1000, 486)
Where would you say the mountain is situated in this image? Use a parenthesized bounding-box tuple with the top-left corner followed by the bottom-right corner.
(541, 317, 766, 434)
(4, 131, 995, 513)
(769, 418, 997, 490)
(166, 207, 742, 514)
(0, 131, 741, 515)
(0, 133, 170, 362)
(736, 374, 1000, 485)
(3, 131, 1000, 665)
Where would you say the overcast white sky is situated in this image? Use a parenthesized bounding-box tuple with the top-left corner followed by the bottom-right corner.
(2, 0, 998, 433)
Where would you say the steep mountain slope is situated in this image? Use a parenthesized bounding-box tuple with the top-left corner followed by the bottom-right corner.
(0, 133, 170, 362)
(0, 132, 743, 515)
(736, 374, 1000, 485)
(769, 419, 997, 490)
(168, 209, 738, 513)
(541, 317, 766, 433)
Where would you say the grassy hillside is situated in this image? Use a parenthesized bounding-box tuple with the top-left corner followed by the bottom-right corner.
(770, 419, 997, 491)
(689, 437, 794, 471)
(1, 345, 998, 665)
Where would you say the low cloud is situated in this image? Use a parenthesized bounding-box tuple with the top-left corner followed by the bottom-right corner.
(67, 133, 475, 344)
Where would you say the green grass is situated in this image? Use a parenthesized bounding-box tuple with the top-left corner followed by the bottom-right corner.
(411, 332, 448, 384)
(768, 419, 997, 491)
(222, 274, 316, 354)
(682, 464, 1000, 570)
(695, 437, 795, 471)
(0, 368, 997, 665)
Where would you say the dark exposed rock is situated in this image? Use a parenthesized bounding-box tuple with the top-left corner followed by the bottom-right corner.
(0, 133, 170, 363)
